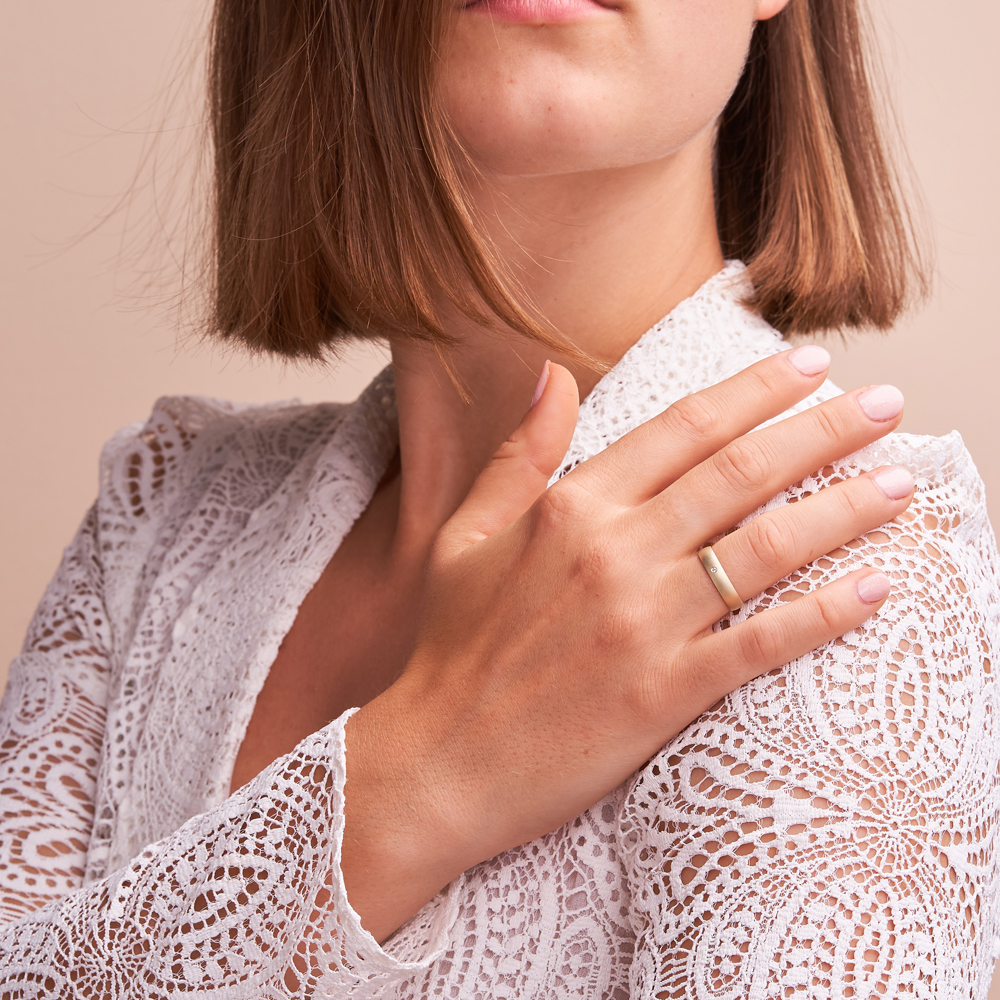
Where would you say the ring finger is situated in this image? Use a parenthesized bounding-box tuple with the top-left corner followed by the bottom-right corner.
(682, 465, 914, 625)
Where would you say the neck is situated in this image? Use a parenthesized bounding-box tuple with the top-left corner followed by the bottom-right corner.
(388, 128, 724, 556)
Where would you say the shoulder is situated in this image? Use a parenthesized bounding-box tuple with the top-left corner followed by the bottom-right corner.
(876, 431, 1000, 623)
(619, 431, 1000, 984)
(98, 394, 348, 522)
(818, 429, 994, 585)
(868, 429, 989, 539)
(93, 395, 350, 620)
(753, 428, 1000, 627)
(756, 364, 996, 589)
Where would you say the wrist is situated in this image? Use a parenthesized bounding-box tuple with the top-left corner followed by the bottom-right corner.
(340, 680, 483, 942)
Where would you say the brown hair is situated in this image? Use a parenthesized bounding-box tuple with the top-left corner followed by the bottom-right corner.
(209, 0, 927, 360)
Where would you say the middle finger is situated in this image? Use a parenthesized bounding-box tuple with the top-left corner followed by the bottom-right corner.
(642, 384, 905, 549)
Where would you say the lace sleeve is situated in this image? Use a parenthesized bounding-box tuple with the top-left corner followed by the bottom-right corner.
(0, 397, 455, 993)
(0, 404, 186, 919)
(620, 433, 1000, 998)
(0, 712, 457, 996)
(0, 503, 111, 922)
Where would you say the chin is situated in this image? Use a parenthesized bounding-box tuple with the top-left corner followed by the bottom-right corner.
(442, 77, 731, 178)
(437, 4, 752, 178)
(462, 125, 705, 178)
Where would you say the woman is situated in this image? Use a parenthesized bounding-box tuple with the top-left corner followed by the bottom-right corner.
(0, 0, 996, 996)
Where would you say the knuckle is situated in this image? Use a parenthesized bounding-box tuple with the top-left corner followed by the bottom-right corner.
(713, 438, 771, 494)
(811, 590, 843, 636)
(570, 535, 620, 588)
(740, 364, 780, 398)
(836, 482, 872, 523)
(664, 394, 718, 441)
(810, 403, 849, 444)
(532, 480, 585, 535)
(743, 516, 795, 572)
(738, 619, 783, 667)
(492, 437, 549, 482)
(492, 436, 520, 464)
(427, 535, 458, 578)
(430, 526, 462, 563)
(592, 604, 643, 653)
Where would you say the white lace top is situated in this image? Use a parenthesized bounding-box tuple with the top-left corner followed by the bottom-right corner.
(2, 262, 998, 998)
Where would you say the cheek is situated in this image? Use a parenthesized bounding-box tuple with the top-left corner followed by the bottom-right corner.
(437, 3, 756, 176)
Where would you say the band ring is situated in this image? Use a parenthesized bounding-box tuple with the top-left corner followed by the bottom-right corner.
(697, 545, 744, 613)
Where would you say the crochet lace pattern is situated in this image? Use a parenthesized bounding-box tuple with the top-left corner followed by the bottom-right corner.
(0, 263, 997, 997)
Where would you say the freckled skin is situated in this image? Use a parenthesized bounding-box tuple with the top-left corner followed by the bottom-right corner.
(438, 1, 774, 177)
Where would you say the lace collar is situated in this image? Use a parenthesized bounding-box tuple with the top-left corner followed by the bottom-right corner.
(351, 259, 833, 490)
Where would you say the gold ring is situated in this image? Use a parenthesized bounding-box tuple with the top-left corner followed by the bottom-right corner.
(698, 545, 743, 613)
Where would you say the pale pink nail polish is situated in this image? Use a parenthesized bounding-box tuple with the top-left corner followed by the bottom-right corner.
(787, 345, 831, 376)
(856, 572, 891, 604)
(531, 360, 551, 408)
(872, 467, 914, 500)
(857, 385, 904, 421)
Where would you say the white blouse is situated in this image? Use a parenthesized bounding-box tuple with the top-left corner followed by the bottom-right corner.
(1, 262, 998, 998)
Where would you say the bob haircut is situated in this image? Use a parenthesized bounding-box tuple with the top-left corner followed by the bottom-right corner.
(209, 0, 927, 361)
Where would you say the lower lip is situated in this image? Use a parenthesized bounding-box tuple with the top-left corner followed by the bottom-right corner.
(464, 0, 618, 23)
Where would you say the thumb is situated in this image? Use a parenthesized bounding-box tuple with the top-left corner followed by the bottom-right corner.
(447, 362, 580, 546)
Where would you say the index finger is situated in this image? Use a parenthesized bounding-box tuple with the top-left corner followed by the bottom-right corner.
(567, 345, 833, 506)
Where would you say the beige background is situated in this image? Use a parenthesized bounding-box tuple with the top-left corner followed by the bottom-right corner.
(1, 0, 998, 981)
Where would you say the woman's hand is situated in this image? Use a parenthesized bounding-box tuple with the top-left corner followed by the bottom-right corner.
(343, 346, 912, 942)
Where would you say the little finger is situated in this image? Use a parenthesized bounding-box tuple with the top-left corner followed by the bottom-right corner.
(687, 568, 891, 699)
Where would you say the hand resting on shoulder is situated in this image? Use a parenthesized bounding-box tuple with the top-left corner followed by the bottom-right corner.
(343, 345, 914, 941)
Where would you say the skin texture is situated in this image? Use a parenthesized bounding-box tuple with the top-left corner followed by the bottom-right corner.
(229, 0, 912, 945)
(444, 0, 775, 176)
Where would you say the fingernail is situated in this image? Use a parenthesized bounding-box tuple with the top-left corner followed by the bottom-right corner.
(787, 345, 831, 376)
(856, 572, 891, 604)
(872, 466, 914, 500)
(857, 385, 904, 421)
(530, 360, 551, 409)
